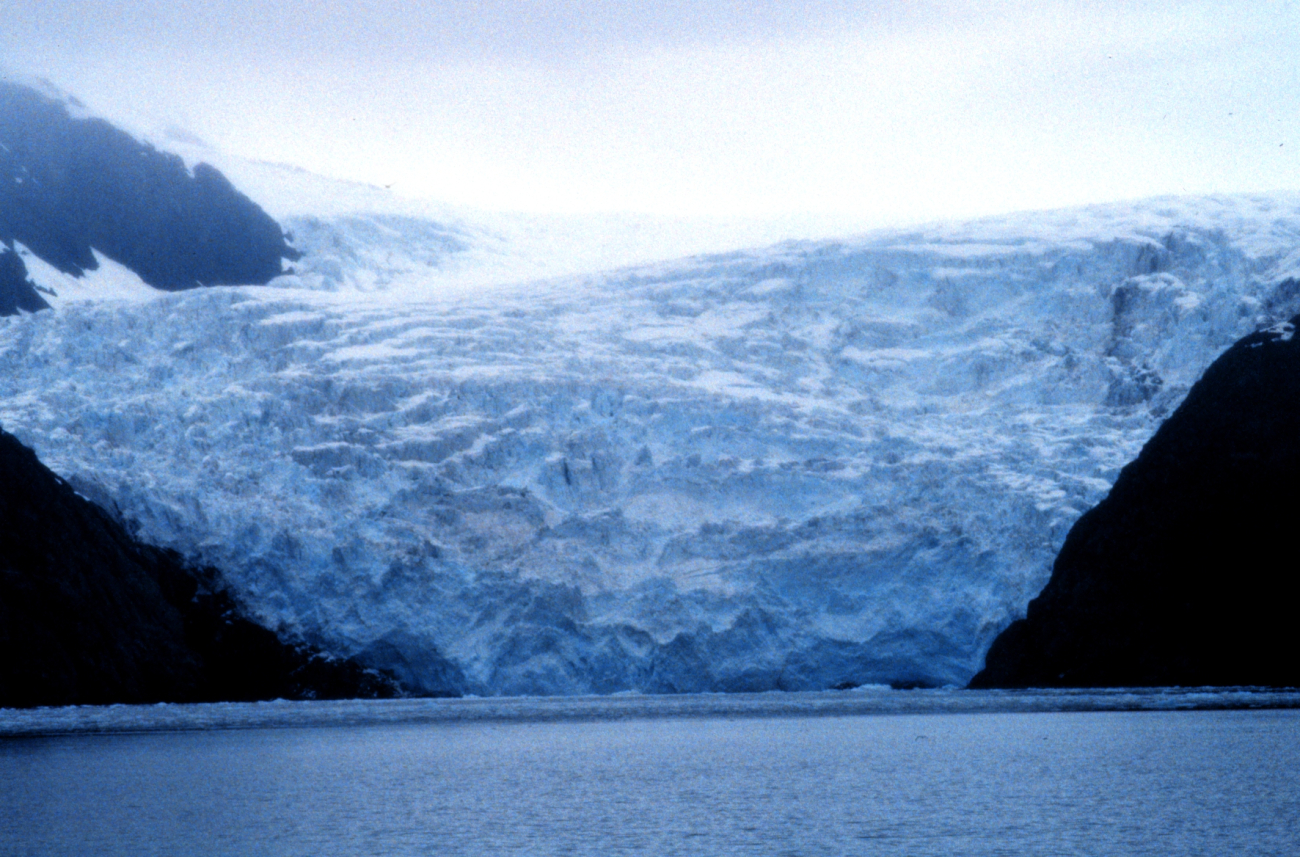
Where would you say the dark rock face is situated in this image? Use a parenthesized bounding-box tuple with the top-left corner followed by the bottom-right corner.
(0, 246, 48, 315)
(972, 316, 1300, 688)
(0, 429, 398, 708)
(0, 80, 298, 313)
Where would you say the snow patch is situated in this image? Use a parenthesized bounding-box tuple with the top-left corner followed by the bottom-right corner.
(1263, 321, 1295, 342)
(17, 244, 161, 306)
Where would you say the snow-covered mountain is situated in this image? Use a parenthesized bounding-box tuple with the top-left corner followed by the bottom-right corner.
(0, 77, 298, 315)
(4, 103, 1300, 694)
(153, 140, 886, 298)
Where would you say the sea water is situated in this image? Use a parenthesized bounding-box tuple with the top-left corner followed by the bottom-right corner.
(1, 690, 1297, 856)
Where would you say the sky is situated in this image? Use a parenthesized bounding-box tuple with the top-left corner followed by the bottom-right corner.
(3, 1, 1299, 227)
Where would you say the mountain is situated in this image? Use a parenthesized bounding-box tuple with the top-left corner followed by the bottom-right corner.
(0, 79, 398, 706)
(156, 139, 883, 299)
(0, 77, 298, 315)
(0, 427, 397, 708)
(5, 76, 1300, 695)
(970, 314, 1300, 688)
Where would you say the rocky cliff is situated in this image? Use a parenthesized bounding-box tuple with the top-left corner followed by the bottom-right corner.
(0, 428, 397, 708)
(972, 314, 1300, 688)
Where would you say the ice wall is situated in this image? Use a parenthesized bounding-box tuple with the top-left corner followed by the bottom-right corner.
(3, 194, 1300, 693)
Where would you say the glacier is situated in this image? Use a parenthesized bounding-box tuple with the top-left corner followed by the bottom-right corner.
(4, 181, 1300, 695)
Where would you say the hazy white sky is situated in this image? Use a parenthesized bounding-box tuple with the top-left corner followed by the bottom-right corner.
(3, 1, 1298, 226)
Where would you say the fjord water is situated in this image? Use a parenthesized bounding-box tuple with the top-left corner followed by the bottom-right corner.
(2, 696, 1298, 856)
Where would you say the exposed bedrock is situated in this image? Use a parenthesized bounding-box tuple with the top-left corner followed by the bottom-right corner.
(0, 428, 397, 708)
(972, 315, 1300, 688)
(0, 246, 48, 315)
(0, 79, 298, 313)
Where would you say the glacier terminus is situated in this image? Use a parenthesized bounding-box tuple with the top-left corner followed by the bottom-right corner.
(4, 165, 1300, 696)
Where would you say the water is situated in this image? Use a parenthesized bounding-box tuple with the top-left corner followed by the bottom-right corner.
(2, 692, 1298, 856)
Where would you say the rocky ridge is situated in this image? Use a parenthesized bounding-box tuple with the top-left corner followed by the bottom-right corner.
(0, 78, 298, 315)
(0, 428, 397, 708)
(972, 314, 1300, 688)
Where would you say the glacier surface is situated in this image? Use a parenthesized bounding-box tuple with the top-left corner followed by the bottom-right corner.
(4, 189, 1300, 695)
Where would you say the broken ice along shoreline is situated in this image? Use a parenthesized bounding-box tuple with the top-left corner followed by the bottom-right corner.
(4, 687, 1300, 738)
(5, 181, 1300, 697)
